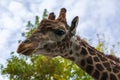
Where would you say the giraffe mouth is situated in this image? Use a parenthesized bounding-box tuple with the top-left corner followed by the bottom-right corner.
(17, 42, 38, 55)
(18, 48, 34, 55)
(17, 41, 56, 56)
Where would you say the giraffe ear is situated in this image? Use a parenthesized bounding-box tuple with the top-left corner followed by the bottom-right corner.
(70, 16, 79, 35)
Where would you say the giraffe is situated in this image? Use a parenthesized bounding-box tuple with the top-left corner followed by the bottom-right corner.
(17, 8, 120, 80)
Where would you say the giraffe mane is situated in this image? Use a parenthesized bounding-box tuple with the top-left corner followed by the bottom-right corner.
(105, 54, 120, 63)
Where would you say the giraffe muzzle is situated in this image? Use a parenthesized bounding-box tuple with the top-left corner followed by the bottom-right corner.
(17, 42, 37, 55)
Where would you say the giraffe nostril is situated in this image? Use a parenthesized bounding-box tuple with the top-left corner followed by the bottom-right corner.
(54, 29, 65, 36)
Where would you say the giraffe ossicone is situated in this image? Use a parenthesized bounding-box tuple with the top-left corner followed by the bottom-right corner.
(17, 8, 120, 80)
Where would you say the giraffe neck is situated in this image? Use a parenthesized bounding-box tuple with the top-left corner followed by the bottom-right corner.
(63, 36, 120, 80)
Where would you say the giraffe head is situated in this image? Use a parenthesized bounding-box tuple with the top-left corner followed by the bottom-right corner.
(17, 8, 79, 57)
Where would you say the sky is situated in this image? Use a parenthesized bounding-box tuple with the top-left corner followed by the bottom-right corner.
(0, 0, 120, 79)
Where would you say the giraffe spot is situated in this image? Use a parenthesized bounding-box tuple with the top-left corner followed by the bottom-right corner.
(88, 47, 96, 55)
(98, 54, 107, 61)
(113, 68, 119, 73)
(60, 49, 63, 53)
(80, 59, 85, 67)
(86, 65, 94, 74)
(46, 48, 51, 52)
(103, 62, 111, 71)
(76, 53, 80, 56)
(75, 45, 80, 50)
(110, 73, 117, 80)
(64, 54, 68, 57)
(86, 56, 93, 64)
(103, 62, 110, 67)
(100, 72, 108, 80)
(107, 68, 112, 72)
(92, 70, 100, 79)
(68, 56, 75, 61)
(81, 42, 86, 47)
(101, 57, 107, 61)
(80, 47, 88, 55)
(114, 65, 120, 70)
(94, 57, 100, 62)
(96, 64, 104, 71)
(69, 50, 73, 54)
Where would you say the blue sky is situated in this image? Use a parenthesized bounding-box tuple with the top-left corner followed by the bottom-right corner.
(0, 0, 120, 79)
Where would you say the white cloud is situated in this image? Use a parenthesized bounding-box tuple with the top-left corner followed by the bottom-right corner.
(0, 76, 8, 80)
(0, 0, 11, 7)
(97, 0, 116, 18)
(0, 0, 120, 79)
(8, 1, 27, 17)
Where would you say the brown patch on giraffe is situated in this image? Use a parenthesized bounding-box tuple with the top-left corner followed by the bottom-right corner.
(76, 53, 80, 56)
(100, 72, 108, 80)
(101, 57, 107, 61)
(115, 65, 120, 70)
(103, 62, 111, 72)
(94, 57, 100, 62)
(80, 47, 88, 55)
(113, 65, 120, 73)
(69, 50, 73, 55)
(86, 65, 94, 74)
(92, 70, 100, 79)
(113, 68, 119, 73)
(59, 47, 64, 53)
(110, 73, 117, 80)
(68, 56, 75, 61)
(97, 53, 107, 62)
(80, 41, 87, 47)
(86, 56, 93, 64)
(96, 64, 104, 71)
(75, 45, 80, 51)
(64, 53, 68, 57)
(103, 62, 110, 67)
(80, 59, 86, 67)
(87, 47, 96, 55)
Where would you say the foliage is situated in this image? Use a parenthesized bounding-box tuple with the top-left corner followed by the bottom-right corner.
(1, 53, 93, 80)
(42, 9, 48, 19)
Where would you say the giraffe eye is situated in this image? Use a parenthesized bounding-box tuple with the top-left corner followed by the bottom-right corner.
(54, 29, 65, 36)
